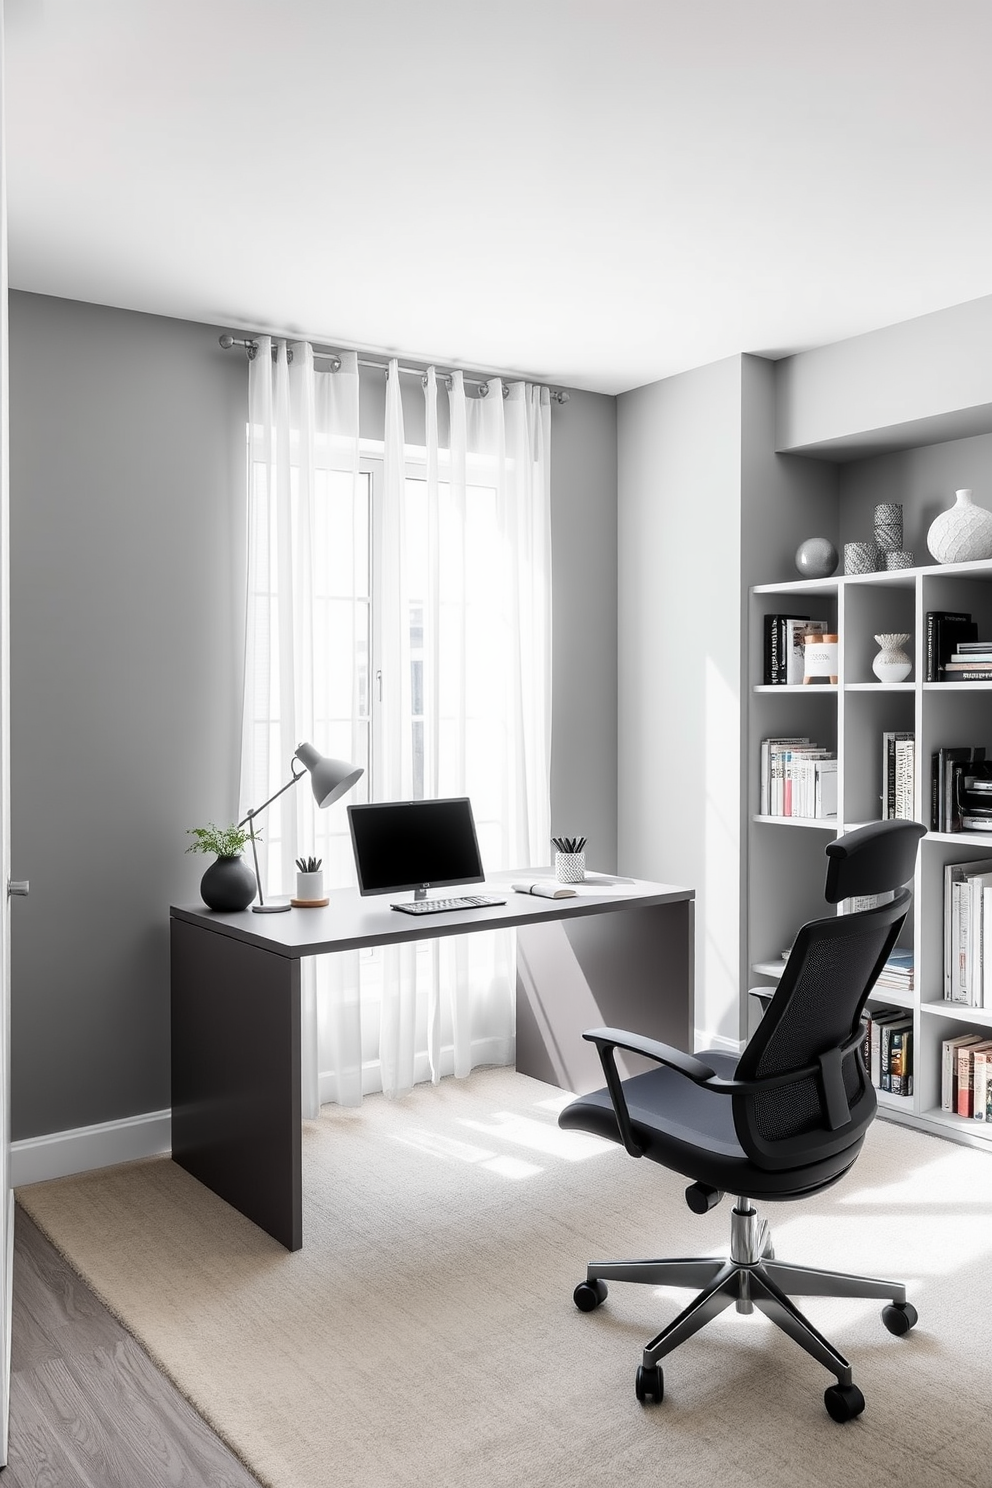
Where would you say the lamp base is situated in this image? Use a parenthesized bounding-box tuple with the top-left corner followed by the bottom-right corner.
(252, 902, 292, 914)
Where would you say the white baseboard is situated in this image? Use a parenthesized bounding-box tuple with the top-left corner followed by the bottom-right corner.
(11, 1109, 172, 1188)
(695, 1029, 745, 1058)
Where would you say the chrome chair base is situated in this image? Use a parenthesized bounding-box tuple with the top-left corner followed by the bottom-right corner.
(582, 1198, 908, 1390)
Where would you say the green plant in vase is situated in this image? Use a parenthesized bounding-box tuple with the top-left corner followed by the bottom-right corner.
(186, 822, 257, 911)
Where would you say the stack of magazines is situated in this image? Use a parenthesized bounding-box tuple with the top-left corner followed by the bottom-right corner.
(874, 948, 914, 992)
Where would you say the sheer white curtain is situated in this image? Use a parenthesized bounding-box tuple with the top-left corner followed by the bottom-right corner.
(241, 342, 552, 1109)
(241, 337, 367, 1114)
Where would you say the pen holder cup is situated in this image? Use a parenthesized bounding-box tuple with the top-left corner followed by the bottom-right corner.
(555, 852, 585, 883)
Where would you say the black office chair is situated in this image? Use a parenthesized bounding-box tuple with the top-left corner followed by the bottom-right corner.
(558, 818, 926, 1422)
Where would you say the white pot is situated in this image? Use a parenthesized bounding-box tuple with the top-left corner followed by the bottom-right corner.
(296, 870, 324, 901)
(872, 633, 912, 684)
(927, 489, 992, 564)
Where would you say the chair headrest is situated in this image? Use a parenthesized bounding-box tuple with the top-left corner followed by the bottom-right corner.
(824, 819, 926, 904)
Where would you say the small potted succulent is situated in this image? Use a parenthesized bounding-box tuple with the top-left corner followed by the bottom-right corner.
(187, 822, 256, 911)
(294, 855, 326, 905)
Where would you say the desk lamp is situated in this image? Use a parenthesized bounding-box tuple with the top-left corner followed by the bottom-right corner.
(240, 743, 363, 913)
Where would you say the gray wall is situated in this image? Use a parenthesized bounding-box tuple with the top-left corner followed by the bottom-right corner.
(617, 356, 743, 1047)
(838, 430, 992, 559)
(8, 291, 618, 1140)
(549, 388, 618, 871)
(9, 293, 248, 1140)
(776, 293, 992, 460)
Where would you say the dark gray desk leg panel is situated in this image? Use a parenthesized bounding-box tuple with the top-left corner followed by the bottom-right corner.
(171, 919, 303, 1251)
(515, 900, 694, 1095)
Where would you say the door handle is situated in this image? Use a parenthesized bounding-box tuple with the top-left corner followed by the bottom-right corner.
(7, 880, 29, 897)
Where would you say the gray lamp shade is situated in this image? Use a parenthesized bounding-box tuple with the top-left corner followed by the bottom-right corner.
(294, 743, 364, 808)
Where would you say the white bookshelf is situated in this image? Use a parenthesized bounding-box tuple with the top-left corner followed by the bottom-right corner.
(749, 556, 992, 1151)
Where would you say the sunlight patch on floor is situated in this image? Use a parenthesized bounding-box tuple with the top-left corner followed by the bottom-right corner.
(460, 1112, 613, 1161)
(391, 1127, 543, 1179)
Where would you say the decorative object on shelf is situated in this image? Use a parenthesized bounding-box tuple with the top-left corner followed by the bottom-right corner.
(241, 743, 363, 913)
(803, 632, 838, 684)
(186, 822, 257, 911)
(873, 503, 903, 555)
(292, 855, 328, 908)
(794, 537, 838, 579)
(926, 488, 992, 564)
(553, 835, 586, 883)
(872, 633, 912, 684)
(884, 550, 914, 569)
(843, 542, 878, 575)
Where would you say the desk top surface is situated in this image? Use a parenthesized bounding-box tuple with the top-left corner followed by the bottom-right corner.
(171, 871, 693, 959)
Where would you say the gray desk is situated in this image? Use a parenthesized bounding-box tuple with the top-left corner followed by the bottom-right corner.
(170, 874, 694, 1250)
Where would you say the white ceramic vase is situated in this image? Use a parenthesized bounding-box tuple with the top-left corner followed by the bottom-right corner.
(926, 489, 992, 564)
(872, 633, 912, 684)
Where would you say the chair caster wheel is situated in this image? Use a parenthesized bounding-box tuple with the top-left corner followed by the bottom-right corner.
(882, 1301, 917, 1336)
(635, 1364, 664, 1404)
(824, 1382, 865, 1422)
(573, 1279, 608, 1312)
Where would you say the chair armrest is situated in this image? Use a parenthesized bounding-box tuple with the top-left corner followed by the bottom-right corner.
(582, 1027, 717, 1081)
(581, 1027, 718, 1158)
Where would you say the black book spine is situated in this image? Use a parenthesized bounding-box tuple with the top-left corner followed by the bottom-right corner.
(767, 613, 779, 687)
(887, 738, 897, 820)
(927, 611, 973, 682)
(931, 752, 940, 832)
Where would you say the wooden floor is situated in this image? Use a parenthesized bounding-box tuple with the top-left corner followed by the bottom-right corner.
(3, 1205, 261, 1487)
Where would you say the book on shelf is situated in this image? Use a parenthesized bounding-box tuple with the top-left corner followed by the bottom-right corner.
(941, 1032, 987, 1111)
(879, 1015, 913, 1093)
(881, 731, 913, 819)
(943, 856, 992, 1004)
(784, 618, 828, 685)
(875, 947, 914, 991)
(931, 746, 987, 833)
(925, 611, 976, 682)
(957, 1040, 992, 1118)
(972, 1047, 992, 1121)
(759, 737, 808, 815)
(943, 638, 992, 679)
(763, 614, 808, 685)
(894, 737, 915, 820)
(759, 738, 837, 818)
(869, 1008, 911, 1088)
(786, 753, 837, 818)
(888, 1024, 913, 1097)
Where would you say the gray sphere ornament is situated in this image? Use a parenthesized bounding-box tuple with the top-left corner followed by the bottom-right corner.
(795, 537, 839, 579)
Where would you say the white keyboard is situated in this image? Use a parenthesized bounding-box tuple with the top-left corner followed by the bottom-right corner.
(391, 894, 506, 916)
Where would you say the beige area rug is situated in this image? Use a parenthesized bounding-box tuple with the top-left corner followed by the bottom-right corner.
(16, 1067, 992, 1488)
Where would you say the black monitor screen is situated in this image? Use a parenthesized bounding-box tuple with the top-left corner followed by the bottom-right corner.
(348, 797, 485, 896)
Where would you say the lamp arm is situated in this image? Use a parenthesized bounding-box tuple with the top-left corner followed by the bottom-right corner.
(237, 760, 306, 828)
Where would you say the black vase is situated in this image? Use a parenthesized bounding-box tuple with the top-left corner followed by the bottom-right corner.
(200, 854, 256, 912)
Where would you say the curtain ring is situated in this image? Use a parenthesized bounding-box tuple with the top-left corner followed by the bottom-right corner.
(479, 382, 490, 398)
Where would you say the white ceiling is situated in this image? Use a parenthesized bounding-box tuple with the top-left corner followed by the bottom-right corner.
(6, 0, 992, 395)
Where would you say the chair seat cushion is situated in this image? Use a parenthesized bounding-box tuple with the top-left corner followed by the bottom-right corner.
(558, 1049, 863, 1199)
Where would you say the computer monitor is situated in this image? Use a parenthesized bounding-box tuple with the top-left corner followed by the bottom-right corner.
(347, 797, 485, 900)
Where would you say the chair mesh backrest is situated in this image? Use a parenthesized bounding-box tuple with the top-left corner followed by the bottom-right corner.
(733, 890, 908, 1168)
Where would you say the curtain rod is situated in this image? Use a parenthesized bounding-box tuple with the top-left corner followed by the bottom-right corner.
(218, 334, 570, 403)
